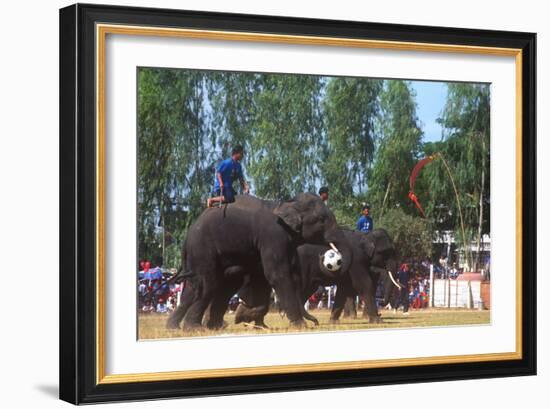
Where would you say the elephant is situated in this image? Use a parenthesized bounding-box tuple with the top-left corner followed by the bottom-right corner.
(175, 193, 353, 330)
(166, 264, 270, 330)
(167, 228, 400, 330)
(234, 228, 401, 326)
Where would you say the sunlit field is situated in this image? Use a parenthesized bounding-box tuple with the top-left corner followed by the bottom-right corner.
(138, 308, 490, 340)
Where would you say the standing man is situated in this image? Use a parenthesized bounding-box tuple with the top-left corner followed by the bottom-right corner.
(397, 263, 410, 315)
(207, 145, 249, 207)
(356, 204, 374, 233)
(318, 186, 329, 202)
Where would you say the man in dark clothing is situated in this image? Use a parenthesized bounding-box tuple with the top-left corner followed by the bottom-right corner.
(208, 145, 249, 207)
(397, 263, 410, 315)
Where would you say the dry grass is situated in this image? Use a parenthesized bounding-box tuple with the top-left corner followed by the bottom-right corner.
(138, 308, 490, 340)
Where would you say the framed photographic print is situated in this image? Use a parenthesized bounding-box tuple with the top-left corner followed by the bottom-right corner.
(59, 3, 536, 404)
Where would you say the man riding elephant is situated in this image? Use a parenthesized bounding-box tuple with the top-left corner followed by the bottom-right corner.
(175, 193, 354, 330)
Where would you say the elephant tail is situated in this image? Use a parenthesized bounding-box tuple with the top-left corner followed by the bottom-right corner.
(175, 240, 204, 297)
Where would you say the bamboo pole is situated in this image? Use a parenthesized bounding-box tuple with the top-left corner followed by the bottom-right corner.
(437, 153, 472, 271)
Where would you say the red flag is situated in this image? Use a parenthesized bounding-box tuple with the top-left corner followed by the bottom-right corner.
(408, 155, 436, 217)
(408, 191, 425, 218)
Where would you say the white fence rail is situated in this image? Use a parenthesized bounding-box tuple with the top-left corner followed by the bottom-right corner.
(430, 279, 483, 309)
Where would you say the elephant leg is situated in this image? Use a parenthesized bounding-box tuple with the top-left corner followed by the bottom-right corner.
(182, 270, 220, 330)
(166, 284, 195, 329)
(363, 292, 381, 323)
(330, 285, 348, 322)
(262, 255, 305, 327)
(237, 273, 272, 327)
(343, 297, 357, 319)
(205, 277, 243, 330)
(268, 276, 305, 327)
(356, 275, 381, 323)
(234, 303, 269, 328)
(183, 292, 215, 330)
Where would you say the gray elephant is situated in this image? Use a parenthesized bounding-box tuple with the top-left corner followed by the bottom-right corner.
(235, 229, 400, 326)
(176, 193, 353, 330)
(168, 228, 400, 330)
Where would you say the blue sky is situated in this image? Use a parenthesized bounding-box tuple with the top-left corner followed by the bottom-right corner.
(409, 80, 448, 143)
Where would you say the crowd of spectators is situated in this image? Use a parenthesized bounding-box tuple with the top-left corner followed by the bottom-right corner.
(137, 256, 473, 317)
(138, 260, 183, 314)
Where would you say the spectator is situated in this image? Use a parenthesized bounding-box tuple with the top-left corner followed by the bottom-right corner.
(156, 298, 168, 313)
(439, 254, 448, 278)
(397, 263, 410, 315)
(142, 301, 153, 313)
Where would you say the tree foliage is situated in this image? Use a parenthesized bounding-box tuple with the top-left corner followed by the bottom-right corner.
(137, 68, 490, 270)
(321, 78, 381, 203)
(416, 83, 490, 268)
(368, 81, 423, 215)
(376, 208, 433, 261)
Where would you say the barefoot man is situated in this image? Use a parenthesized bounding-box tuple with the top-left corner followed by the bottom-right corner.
(207, 145, 249, 207)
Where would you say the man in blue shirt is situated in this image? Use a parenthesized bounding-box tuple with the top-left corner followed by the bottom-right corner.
(207, 145, 249, 207)
(356, 204, 374, 233)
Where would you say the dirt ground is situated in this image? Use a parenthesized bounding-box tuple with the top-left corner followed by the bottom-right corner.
(138, 308, 491, 340)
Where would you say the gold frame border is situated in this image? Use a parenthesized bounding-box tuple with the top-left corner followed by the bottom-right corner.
(95, 23, 523, 385)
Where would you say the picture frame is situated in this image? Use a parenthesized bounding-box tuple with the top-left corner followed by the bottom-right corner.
(59, 3, 536, 404)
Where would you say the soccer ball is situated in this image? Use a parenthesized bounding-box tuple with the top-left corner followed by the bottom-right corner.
(323, 249, 343, 272)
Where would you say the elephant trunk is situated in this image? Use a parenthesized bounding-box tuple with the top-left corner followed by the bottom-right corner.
(381, 258, 401, 306)
(321, 228, 353, 275)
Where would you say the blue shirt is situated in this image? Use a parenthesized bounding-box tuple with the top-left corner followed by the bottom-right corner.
(214, 158, 243, 190)
(356, 215, 373, 233)
(150, 267, 163, 280)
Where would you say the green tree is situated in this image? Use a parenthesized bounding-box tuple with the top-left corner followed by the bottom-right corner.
(420, 83, 490, 270)
(321, 77, 382, 204)
(209, 73, 325, 199)
(368, 80, 423, 216)
(376, 208, 433, 261)
(137, 68, 214, 267)
(248, 74, 324, 199)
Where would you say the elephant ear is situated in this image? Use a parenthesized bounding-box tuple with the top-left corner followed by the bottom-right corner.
(273, 200, 302, 233)
(372, 229, 394, 254)
(361, 229, 394, 258)
(360, 235, 376, 258)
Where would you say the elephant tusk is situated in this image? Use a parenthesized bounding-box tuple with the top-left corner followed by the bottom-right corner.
(387, 271, 402, 289)
(329, 242, 340, 253)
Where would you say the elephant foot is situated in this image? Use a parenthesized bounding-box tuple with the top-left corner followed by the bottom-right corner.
(254, 320, 269, 329)
(182, 321, 204, 332)
(206, 320, 228, 330)
(243, 322, 268, 330)
(368, 316, 383, 324)
(329, 318, 339, 324)
(234, 303, 267, 325)
(289, 319, 306, 328)
(166, 319, 180, 330)
(234, 313, 246, 325)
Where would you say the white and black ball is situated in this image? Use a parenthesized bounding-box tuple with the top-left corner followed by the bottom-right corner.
(323, 249, 343, 272)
